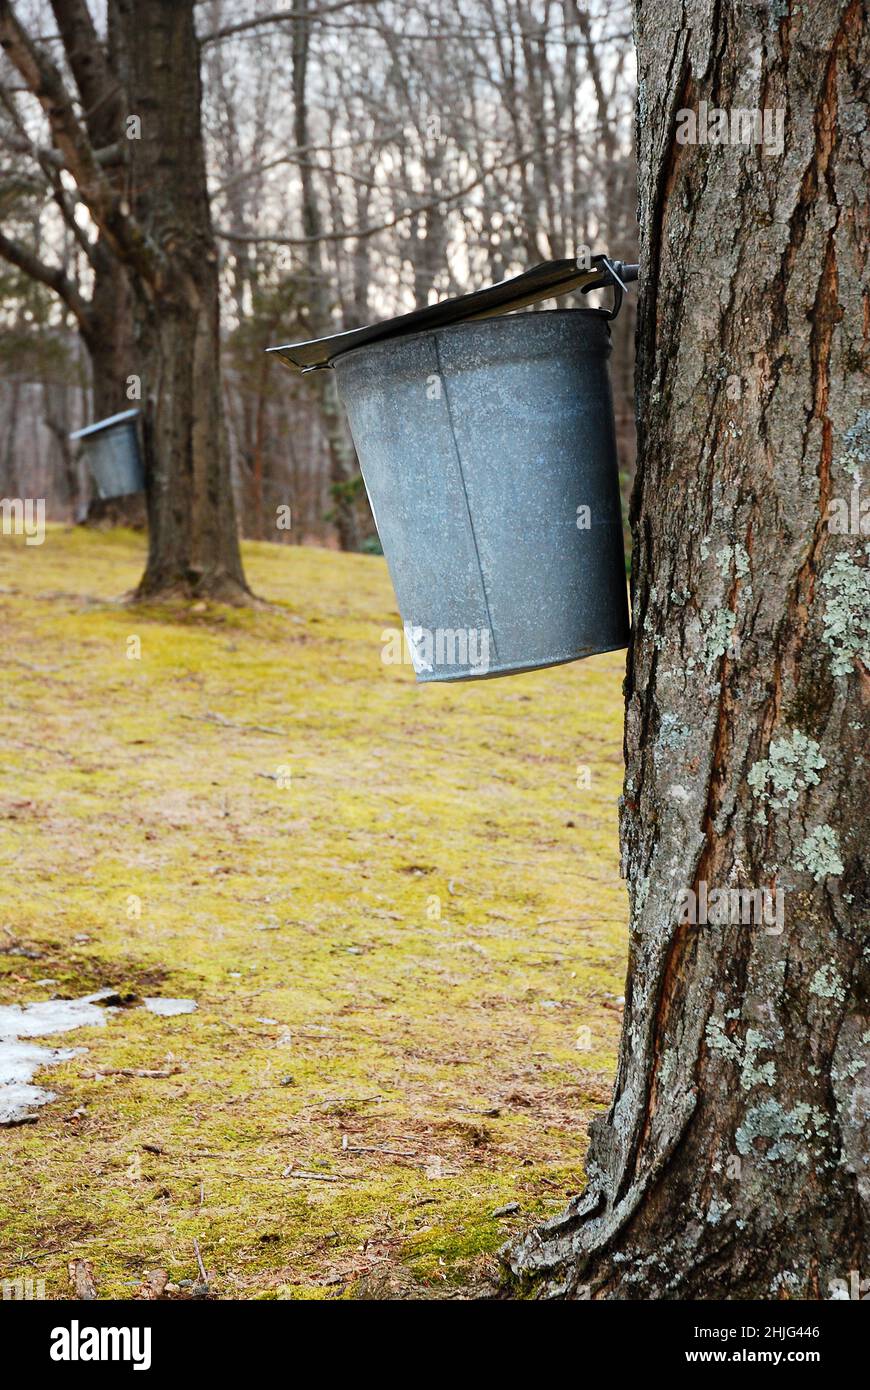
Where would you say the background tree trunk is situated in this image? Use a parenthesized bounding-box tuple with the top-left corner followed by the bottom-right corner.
(508, 0, 868, 1298)
(118, 0, 248, 601)
(43, 378, 78, 514)
(48, 0, 141, 527)
(292, 0, 364, 554)
(80, 254, 144, 527)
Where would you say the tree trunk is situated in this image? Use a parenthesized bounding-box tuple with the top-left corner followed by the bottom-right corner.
(43, 379, 79, 518)
(47, 0, 142, 528)
(117, 0, 248, 601)
(1, 378, 22, 497)
(292, 0, 364, 554)
(508, 0, 868, 1298)
(81, 253, 145, 527)
(319, 371, 363, 552)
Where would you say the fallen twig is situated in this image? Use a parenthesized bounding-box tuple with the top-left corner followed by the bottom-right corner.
(281, 1167, 360, 1182)
(82, 1066, 183, 1079)
(297, 1094, 384, 1110)
(341, 1137, 418, 1157)
(181, 711, 284, 736)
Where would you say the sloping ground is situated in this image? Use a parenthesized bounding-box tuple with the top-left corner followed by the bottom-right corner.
(0, 527, 627, 1299)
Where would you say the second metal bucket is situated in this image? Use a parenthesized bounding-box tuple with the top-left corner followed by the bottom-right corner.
(70, 408, 144, 500)
(334, 306, 629, 681)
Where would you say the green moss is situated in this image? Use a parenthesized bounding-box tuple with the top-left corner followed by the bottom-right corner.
(0, 528, 627, 1299)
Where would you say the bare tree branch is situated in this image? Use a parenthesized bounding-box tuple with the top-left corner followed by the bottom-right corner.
(0, 78, 97, 266)
(199, 0, 388, 46)
(0, 2, 100, 199)
(209, 129, 406, 198)
(0, 0, 160, 284)
(214, 133, 580, 248)
(49, 0, 122, 140)
(39, 141, 125, 169)
(0, 225, 90, 328)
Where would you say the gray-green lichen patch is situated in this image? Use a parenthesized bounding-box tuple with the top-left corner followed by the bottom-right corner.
(715, 543, 750, 580)
(740, 1029, 777, 1091)
(735, 1099, 828, 1164)
(818, 548, 870, 678)
(702, 607, 737, 672)
(809, 964, 846, 1002)
(831, 1054, 865, 1085)
(837, 409, 870, 485)
(747, 730, 826, 823)
(705, 1018, 776, 1090)
(770, 1270, 802, 1296)
(768, 0, 790, 26)
(706, 1196, 731, 1225)
(706, 1016, 741, 1064)
(632, 875, 651, 918)
(654, 713, 691, 768)
(794, 825, 844, 881)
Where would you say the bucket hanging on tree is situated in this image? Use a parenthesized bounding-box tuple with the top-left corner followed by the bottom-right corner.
(70, 408, 144, 500)
(269, 256, 636, 683)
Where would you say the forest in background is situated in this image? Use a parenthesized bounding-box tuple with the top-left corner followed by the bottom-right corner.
(0, 0, 637, 549)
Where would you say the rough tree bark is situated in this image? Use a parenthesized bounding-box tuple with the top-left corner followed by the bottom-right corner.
(292, 0, 363, 553)
(507, 0, 868, 1298)
(117, 0, 248, 600)
(43, 379, 79, 515)
(80, 255, 144, 528)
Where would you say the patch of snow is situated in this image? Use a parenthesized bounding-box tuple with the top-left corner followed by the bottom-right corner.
(0, 990, 115, 1040)
(143, 997, 197, 1016)
(0, 989, 120, 1125)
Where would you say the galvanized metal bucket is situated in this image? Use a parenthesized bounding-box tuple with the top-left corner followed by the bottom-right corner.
(269, 256, 635, 682)
(70, 408, 144, 499)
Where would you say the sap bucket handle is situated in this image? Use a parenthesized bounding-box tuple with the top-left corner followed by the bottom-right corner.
(456, 254, 639, 324)
(585, 257, 639, 320)
(267, 254, 639, 375)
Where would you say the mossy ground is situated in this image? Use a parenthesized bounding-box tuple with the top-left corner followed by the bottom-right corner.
(0, 527, 627, 1299)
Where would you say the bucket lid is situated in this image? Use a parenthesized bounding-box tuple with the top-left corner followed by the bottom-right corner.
(268, 255, 637, 374)
(70, 407, 140, 441)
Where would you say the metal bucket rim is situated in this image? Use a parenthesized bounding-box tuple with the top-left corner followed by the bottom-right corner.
(69, 407, 140, 442)
(414, 638, 630, 683)
(331, 305, 612, 371)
